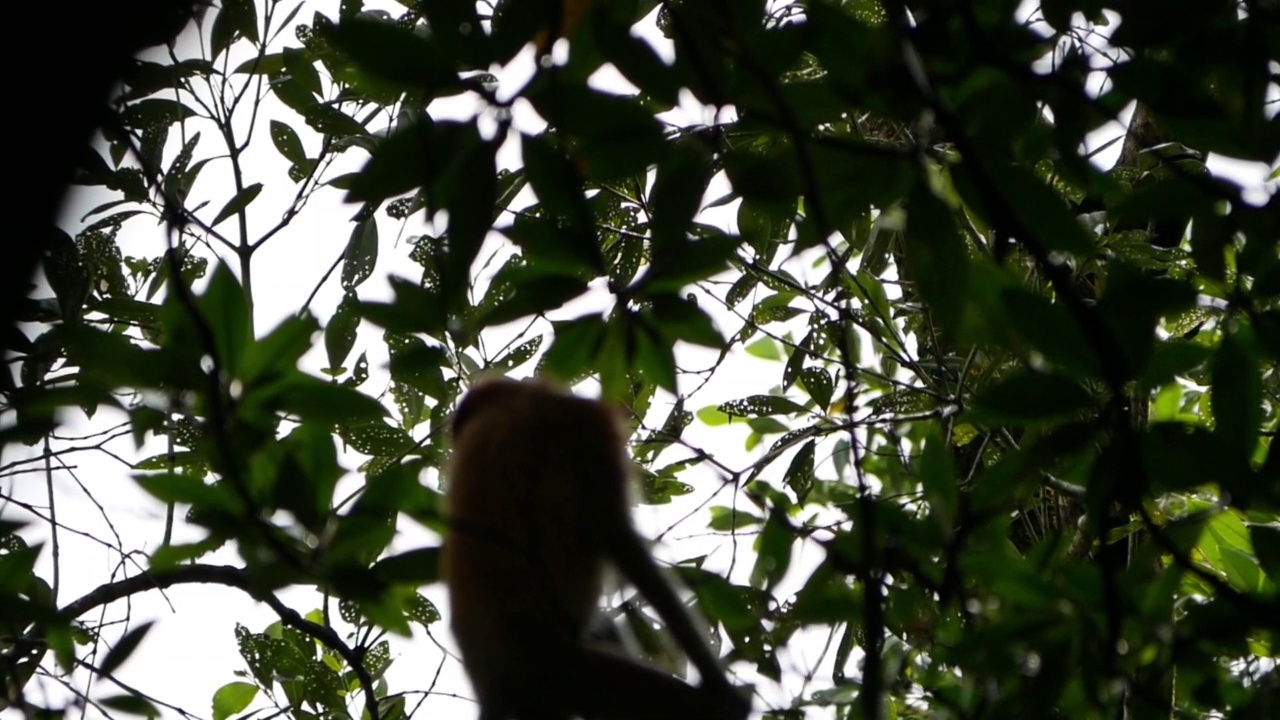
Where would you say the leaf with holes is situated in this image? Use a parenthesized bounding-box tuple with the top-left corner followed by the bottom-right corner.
(718, 395, 806, 418)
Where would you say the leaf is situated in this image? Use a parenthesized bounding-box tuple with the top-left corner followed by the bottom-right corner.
(276, 375, 387, 424)
(903, 184, 973, 339)
(212, 682, 258, 720)
(270, 120, 307, 166)
(540, 316, 606, 382)
(120, 99, 196, 130)
(977, 162, 1093, 256)
(304, 104, 366, 138)
(322, 16, 457, 93)
(1249, 524, 1280, 581)
(597, 22, 681, 107)
(751, 509, 795, 590)
(504, 215, 603, 277)
(648, 294, 724, 349)
(784, 440, 816, 503)
(99, 695, 160, 718)
(211, 183, 263, 227)
(372, 548, 441, 585)
(324, 293, 360, 372)
(232, 52, 285, 75)
(219, 0, 259, 53)
(100, 622, 154, 676)
(519, 134, 600, 266)
(969, 370, 1093, 424)
(696, 406, 733, 426)
(1003, 288, 1101, 378)
(634, 320, 678, 392)
(920, 426, 959, 532)
(198, 263, 252, 377)
(386, 333, 447, 398)
(491, 337, 542, 372)
(745, 337, 782, 361)
(134, 472, 233, 509)
(798, 367, 834, 410)
(342, 217, 379, 290)
(358, 277, 446, 336)
(718, 395, 806, 418)
(242, 314, 321, 385)
(649, 138, 714, 248)
(526, 84, 665, 182)
(343, 423, 414, 456)
(478, 275, 588, 328)
(644, 234, 739, 293)
(1211, 329, 1261, 466)
(724, 143, 802, 206)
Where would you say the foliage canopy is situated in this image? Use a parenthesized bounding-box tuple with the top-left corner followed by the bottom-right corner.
(2, 1, 1277, 719)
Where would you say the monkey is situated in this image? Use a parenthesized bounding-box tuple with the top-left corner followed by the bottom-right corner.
(442, 378, 751, 720)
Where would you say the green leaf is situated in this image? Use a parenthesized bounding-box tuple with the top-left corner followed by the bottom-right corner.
(99, 695, 160, 719)
(212, 682, 258, 720)
(276, 375, 387, 424)
(1211, 329, 1261, 466)
(520, 132, 592, 232)
(324, 293, 360, 372)
(724, 142, 802, 206)
(596, 22, 682, 107)
(209, 181, 263, 227)
(322, 16, 457, 93)
(978, 162, 1093, 256)
(504, 215, 603, 277)
(491, 337, 542, 372)
(120, 99, 197, 130)
(634, 319, 678, 392)
(745, 337, 782, 361)
(343, 422, 414, 456)
(751, 509, 795, 590)
(478, 275, 589, 328)
(696, 405, 733, 426)
(969, 370, 1093, 424)
(358, 277, 447, 336)
(648, 294, 724, 348)
(540, 315, 607, 382)
(373, 548, 441, 585)
(100, 622, 154, 676)
(199, 263, 252, 377)
(784, 440, 816, 503)
(649, 138, 714, 248)
(684, 570, 758, 635)
(387, 333, 448, 398)
(232, 52, 284, 75)
(1143, 424, 1220, 494)
(527, 84, 665, 182)
(304, 104, 366, 138)
(418, 0, 488, 67)
(270, 120, 307, 166)
(903, 184, 972, 338)
(242, 314, 320, 384)
(718, 395, 806, 418)
(342, 217, 379, 290)
(798, 367, 834, 410)
(440, 133, 497, 309)
(1002, 288, 1100, 378)
(1249, 524, 1280, 581)
(644, 234, 739, 293)
(920, 426, 959, 532)
(134, 472, 235, 511)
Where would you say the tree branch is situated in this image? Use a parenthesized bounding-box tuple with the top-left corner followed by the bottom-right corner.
(12, 564, 382, 720)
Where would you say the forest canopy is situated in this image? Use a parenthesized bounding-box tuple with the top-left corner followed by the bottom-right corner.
(2, 1, 1277, 719)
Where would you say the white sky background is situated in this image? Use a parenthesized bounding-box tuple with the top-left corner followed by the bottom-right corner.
(3, 1, 1276, 719)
